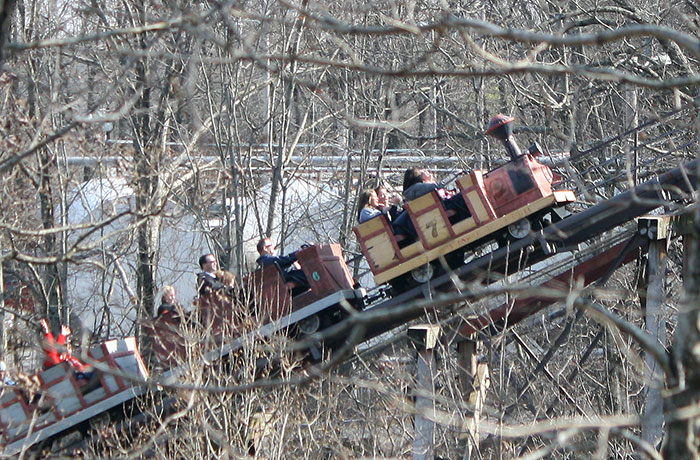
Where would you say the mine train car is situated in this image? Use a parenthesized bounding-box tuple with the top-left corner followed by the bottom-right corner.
(146, 243, 366, 365)
(354, 116, 577, 292)
(0, 338, 149, 456)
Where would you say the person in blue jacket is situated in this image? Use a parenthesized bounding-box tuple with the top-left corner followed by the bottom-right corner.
(392, 167, 471, 242)
(256, 238, 309, 293)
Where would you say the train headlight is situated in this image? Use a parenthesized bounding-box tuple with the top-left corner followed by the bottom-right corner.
(411, 264, 434, 283)
(507, 219, 531, 239)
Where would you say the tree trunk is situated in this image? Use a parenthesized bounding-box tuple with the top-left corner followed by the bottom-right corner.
(38, 150, 62, 328)
(0, 0, 16, 66)
(664, 162, 700, 458)
(132, 0, 157, 330)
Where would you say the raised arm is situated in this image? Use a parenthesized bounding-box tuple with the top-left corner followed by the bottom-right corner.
(274, 252, 298, 269)
(57, 324, 71, 345)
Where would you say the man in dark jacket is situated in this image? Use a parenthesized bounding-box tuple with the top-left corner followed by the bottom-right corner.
(392, 168, 471, 242)
(197, 253, 222, 295)
(256, 238, 309, 291)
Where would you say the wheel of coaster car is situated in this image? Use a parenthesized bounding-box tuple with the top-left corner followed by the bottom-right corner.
(507, 218, 531, 240)
(297, 314, 320, 335)
(410, 264, 434, 284)
(390, 270, 430, 296)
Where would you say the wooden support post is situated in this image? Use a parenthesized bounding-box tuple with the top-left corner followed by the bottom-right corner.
(638, 216, 669, 448)
(457, 340, 490, 458)
(457, 339, 477, 396)
(408, 325, 440, 460)
(457, 338, 489, 457)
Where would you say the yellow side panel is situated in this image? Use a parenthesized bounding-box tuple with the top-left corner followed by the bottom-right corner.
(467, 190, 491, 222)
(416, 209, 451, 247)
(408, 193, 438, 213)
(458, 174, 475, 190)
(355, 217, 384, 238)
(366, 233, 399, 270)
(400, 242, 422, 259)
(452, 216, 477, 235)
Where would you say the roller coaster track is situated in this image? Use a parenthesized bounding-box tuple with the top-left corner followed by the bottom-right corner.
(57, 162, 692, 457)
(455, 229, 646, 338)
(141, 157, 696, 444)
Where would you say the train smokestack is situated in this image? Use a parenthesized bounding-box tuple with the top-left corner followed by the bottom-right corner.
(486, 114, 521, 161)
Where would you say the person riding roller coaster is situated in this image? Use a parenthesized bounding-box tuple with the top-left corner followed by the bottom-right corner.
(157, 285, 184, 317)
(375, 185, 402, 221)
(391, 167, 471, 243)
(256, 238, 310, 296)
(358, 189, 389, 224)
(39, 318, 98, 387)
(197, 253, 225, 296)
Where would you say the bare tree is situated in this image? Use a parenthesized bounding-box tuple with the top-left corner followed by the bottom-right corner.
(0, 0, 699, 457)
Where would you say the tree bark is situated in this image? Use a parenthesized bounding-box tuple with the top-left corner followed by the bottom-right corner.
(0, 0, 16, 67)
(664, 163, 700, 458)
(38, 150, 62, 328)
(132, 0, 157, 329)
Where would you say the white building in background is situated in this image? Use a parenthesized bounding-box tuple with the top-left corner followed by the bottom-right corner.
(64, 174, 370, 338)
(64, 176, 211, 336)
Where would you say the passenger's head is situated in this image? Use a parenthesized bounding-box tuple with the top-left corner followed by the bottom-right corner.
(374, 186, 388, 206)
(162, 285, 176, 304)
(420, 169, 435, 183)
(199, 253, 218, 273)
(219, 270, 236, 289)
(358, 189, 378, 215)
(257, 238, 276, 256)
(357, 189, 378, 220)
(403, 167, 424, 191)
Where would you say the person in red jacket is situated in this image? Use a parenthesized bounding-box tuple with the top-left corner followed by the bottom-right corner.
(39, 318, 93, 378)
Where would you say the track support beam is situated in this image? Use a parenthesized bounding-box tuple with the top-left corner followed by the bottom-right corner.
(408, 325, 440, 460)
